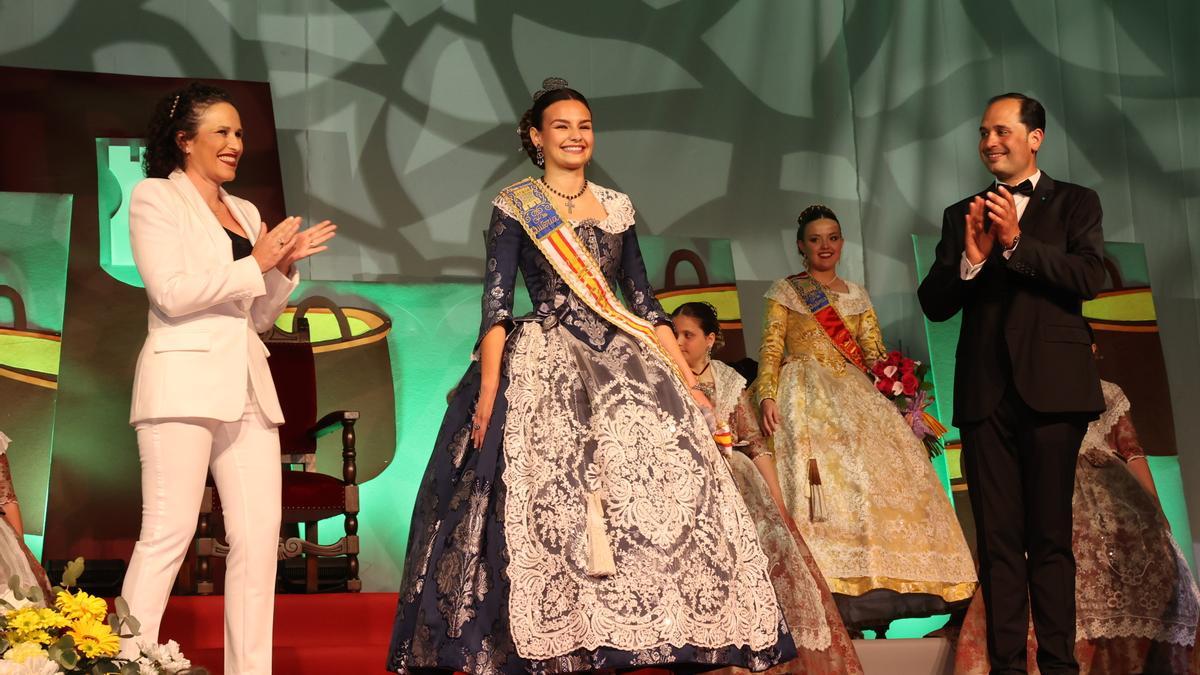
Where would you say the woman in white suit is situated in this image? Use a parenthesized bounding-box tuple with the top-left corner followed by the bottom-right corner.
(121, 82, 335, 675)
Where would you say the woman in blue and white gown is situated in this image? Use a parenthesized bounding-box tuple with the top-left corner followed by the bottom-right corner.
(387, 78, 794, 674)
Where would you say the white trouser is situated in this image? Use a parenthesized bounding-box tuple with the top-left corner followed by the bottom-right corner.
(120, 392, 281, 675)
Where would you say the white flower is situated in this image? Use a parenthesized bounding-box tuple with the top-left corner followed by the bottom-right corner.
(0, 653, 61, 675)
(891, 380, 904, 396)
(883, 365, 898, 378)
(2, 644, 47, 664)
(138, 639, 191, 673)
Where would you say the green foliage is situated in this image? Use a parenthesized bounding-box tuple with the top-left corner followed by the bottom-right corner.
(62, 556, 85, 587)
(50, 635, 79, 669)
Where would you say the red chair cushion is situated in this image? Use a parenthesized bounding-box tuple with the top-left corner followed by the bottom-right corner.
(280, 469, 346, 512)
(209, 470, 345, 513)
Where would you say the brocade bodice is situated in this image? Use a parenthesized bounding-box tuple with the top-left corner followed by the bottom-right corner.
(478, 183, 669, 352)
(755, 279, 888, 402)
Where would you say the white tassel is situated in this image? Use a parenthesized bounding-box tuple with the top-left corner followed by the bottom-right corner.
(585, 490, 616, 577)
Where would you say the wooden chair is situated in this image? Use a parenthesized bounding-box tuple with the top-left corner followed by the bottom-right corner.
(194, 307, 361, 593)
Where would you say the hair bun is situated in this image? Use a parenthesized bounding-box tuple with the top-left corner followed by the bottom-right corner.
(533, 76, 569, 101)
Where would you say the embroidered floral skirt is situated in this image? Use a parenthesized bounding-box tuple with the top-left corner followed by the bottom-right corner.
(705, 449, 865, 675)
(953, 448, 1200, 674)
(769, 358, 977, 628)
(387, 324, 795, 674)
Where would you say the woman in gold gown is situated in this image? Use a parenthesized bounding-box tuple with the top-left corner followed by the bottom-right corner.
(757, 204, 976, 633)
(672, 302, 863, 675)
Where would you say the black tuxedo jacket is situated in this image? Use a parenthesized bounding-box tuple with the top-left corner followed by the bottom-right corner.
(918, 173, 1106, 425)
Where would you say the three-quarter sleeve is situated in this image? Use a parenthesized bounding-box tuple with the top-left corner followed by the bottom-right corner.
(756, 299, 790, 404)
(476, 207, 522, 349)
(618, 225, 670, 326)
(1109, 413, 1147, 462)
(856, 307, 889, 366)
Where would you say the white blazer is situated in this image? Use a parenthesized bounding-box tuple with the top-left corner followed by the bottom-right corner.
(128, 170, 299, 425)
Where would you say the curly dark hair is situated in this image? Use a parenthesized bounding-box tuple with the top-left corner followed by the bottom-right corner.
(517, 77, 591, 167)
(796, 203, 840, 242)
(143, 82, 235, 178)
(671, 301, 725, 352)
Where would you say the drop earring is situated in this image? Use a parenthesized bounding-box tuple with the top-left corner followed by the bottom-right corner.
(535, 146, 544, 167)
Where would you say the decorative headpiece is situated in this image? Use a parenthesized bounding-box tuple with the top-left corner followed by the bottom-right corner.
(168, 94, 181, 119)
(798, 203, 837, 226)
(532, 76, 569, 102)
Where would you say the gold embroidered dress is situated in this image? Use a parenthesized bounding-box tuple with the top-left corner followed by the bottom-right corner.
(756, 278, 975, 626)
(388, 184, 793, 674)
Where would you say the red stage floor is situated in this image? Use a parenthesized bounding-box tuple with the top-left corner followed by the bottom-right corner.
(159, 592, 397, 674)
(157, 595, 945, 674)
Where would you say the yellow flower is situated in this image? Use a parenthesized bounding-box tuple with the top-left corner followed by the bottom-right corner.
(34, 608, 69, 631)
(67, 618, 120, 659)
(55, 590, 108, 623)
(4, 609, 43, 634)
(6, 628, 52, 645)
(3, 641, 48, 663)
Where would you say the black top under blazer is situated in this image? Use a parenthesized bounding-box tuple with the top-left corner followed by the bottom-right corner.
(918, 172, 1107, 425)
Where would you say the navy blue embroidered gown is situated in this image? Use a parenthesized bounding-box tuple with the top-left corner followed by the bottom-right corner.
(387, 184, 795, 674)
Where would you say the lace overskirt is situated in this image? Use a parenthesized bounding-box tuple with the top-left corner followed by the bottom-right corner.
(771, 357, 977, 602)
(387, 324, 795, 674)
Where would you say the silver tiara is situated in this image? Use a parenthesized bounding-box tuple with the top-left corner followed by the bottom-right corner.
(532, 76, 569, 102)
(168, 94, 181, 119)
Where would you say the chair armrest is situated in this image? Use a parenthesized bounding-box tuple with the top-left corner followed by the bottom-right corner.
(308, 410, 360, 439)
(306, 410, 360, 486)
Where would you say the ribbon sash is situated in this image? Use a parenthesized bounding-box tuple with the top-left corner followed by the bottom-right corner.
(497, 178, 687, 385)
(787, 272, 868, 373)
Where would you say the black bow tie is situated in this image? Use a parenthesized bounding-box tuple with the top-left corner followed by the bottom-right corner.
(996, 179, 1034, 196)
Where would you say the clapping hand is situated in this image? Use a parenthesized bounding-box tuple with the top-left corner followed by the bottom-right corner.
(985, 186, 1021, 249)
(963, 196, 994, 266)
(276, 219, 337, 276)
(250, 216, 301, 273)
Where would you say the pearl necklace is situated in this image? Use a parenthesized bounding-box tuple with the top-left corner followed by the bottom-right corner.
(808, 271, 841, 289)
(539, 178, 588, 215)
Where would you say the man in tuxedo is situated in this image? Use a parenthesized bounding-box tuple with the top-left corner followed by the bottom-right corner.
(918, 93, 1106, 674)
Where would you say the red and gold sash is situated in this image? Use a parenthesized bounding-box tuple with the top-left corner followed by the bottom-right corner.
(787, 272, 868, 373)
(497, 178, 687, 386)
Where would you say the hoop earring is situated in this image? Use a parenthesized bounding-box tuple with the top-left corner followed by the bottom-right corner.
(535, 146, 544, 167)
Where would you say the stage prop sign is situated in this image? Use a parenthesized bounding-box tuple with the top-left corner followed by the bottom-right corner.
(0, 193, 73, 555)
